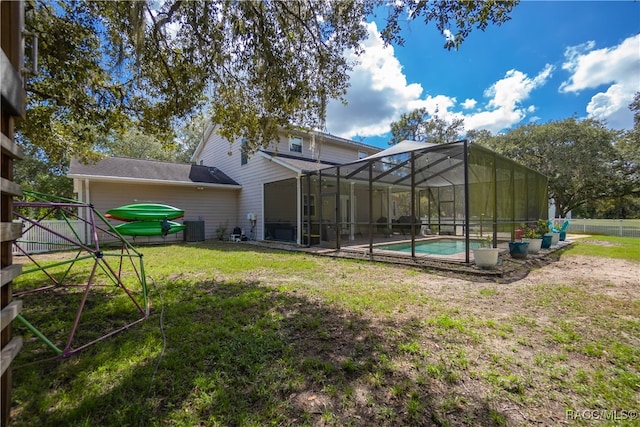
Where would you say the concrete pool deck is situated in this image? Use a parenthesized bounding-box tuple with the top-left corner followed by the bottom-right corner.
(250, 235, 582, 278)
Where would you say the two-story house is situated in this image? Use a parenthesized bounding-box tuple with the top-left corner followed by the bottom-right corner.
(69, 126, 380, 244)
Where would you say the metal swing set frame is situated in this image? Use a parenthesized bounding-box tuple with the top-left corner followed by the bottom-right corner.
(12, 191, 149, 360)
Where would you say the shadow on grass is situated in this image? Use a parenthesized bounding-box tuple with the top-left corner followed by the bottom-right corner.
(13, 267, 509, 426)
(112, 239, 561, 286)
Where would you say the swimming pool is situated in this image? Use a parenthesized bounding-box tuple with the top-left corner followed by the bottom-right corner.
(376, 238, 483, 256)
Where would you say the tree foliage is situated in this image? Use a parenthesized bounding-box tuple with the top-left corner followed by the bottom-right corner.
(465, 128, 493, 144)
(13, 141, 74, 218)
(18, 0, 518, 166)
(381, 0, 518, 50)
(107, 128, 180, 163)
(14, 114, 204, 200)
(173, 113, 210, 163)
(480, 117, 631, 217)
(569, 94, 639, 218)
(593, 91, 640, 218)
(389, 107, 465, 145)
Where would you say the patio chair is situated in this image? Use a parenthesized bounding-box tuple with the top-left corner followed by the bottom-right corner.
(549, 220, 570, 233)
(560, 220, 570, 233)
(229, 226, 243, 242)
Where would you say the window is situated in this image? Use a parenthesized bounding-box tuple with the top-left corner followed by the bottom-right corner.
(358, 151, 368, 159)
(241, 138, 248, 165)
(303, 194, 316, 217)
(289, 136, 302, 153)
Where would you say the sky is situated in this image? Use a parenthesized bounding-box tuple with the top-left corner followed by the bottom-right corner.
(324, 1, 640, 149)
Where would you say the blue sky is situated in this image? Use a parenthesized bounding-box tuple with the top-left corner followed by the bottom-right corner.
(325, 1, 640, 149)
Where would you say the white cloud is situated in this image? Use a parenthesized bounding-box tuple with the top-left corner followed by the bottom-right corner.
(559, 33, 640, 128)
(408, 94, 457, 114)
(325, 22, 423, 138)
(465, 65, 554, 133)
(586, 84, 632, 129)
(326, 22, 555, 140)
(462, 99, 477, 110)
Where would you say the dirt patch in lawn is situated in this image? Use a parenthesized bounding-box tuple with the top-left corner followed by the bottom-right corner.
(265, 252, 639, 426)
(579, 239, 623, 247)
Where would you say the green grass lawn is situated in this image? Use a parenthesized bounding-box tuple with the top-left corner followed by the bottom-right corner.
(563, 235, 640, 260)
(9, 238, 640, 426)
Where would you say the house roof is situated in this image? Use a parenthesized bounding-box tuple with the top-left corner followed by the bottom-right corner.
(190, 123, 381, 163)
(259, 150, 337, 174)
(69, 157, 241, 189)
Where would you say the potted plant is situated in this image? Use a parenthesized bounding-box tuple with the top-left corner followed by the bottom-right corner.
(536, 219, 553, 249)
(473, 234, 500, 268)
(521, 224, 542, 254)
(545, 220, 560, 247)
(514, 224, 525, 241)
(508, 240, 529, 259)
(559, 230, 567, 242)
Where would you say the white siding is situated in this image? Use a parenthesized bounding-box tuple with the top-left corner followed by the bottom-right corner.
(192, 126, 380, 240)
(194, 130, 298, 239)
(263, 132, 377, 164)
(236, 155, 298, 240)
(77, 180, 238, 242)
(194, 128, 379, 178)
(196, 131, 239, 177)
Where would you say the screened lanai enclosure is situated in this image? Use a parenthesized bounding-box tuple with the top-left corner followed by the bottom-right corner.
(293, 140, 548, 263)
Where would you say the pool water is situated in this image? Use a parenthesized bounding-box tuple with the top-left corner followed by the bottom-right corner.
(377, 238, 483, 256)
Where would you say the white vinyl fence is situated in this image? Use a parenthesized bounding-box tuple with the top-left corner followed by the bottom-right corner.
(12, 220, 87, 255)
(557, 218, 640, 238)
(12, 219, 185, 255)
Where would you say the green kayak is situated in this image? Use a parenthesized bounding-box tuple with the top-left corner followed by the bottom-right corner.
(114, 220, 186, 237)
(106, 204, 184, 222)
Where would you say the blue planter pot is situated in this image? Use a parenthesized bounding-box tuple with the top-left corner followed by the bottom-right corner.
(541, 234, 553, 249)
(509, 241, 529, 259)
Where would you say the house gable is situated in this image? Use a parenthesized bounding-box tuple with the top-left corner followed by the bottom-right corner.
(191, 125, 381, 182)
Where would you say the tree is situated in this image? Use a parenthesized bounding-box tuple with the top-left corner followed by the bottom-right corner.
(602, 92, 640, 218)
(465, 128, 493, 144)
(13, 140, 74, 218)
(174, 113, 209, 163)
(389, 107, 465, 145)
(567, 93, 640, 218)
(18, 0, 518, 164)
(381, 0, 519, 50)
(107, 128, 180, 163)
(480, 118, 626, 217)
(95, 112, 208, 163)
